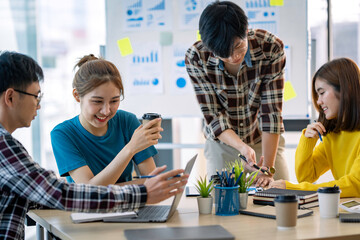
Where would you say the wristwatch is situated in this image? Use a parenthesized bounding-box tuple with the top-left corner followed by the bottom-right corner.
(267, 166, 276, 175)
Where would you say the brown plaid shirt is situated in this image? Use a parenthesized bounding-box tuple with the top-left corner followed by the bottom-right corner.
(185, 29, 285, 145)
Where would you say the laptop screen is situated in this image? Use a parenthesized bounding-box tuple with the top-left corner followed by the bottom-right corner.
(166, 154, 197, 219)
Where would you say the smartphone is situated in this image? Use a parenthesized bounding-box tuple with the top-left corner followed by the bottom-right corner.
(339, 200, 360, 213)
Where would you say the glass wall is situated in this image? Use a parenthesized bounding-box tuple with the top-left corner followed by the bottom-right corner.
(308, 0, 328, 72)
(0, 0, 106, 174)
(38, 0, 106, 171)
(332, 0, 360, 63)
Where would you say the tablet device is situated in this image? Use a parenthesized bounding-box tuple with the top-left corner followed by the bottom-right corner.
(339, 200, 360, 213)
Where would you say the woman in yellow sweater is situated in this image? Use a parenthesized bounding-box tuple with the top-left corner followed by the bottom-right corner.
(270, 58, 360, 197)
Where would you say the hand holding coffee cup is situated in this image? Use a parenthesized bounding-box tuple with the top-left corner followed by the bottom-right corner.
(317, 185, 341, 218)
(141, 113, 162, 145)
(142, 113, 162, 128)
(126, 113, 162, 153)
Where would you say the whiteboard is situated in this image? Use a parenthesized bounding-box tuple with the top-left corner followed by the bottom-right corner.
(105, 0, 310, 119)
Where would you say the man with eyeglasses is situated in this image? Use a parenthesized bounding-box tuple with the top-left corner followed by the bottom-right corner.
(0, 51, 188, 239)
(185, 1, 289, 187)
(13, 89, 43, 106)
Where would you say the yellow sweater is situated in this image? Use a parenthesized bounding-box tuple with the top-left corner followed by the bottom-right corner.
(286, 129, 360, 197)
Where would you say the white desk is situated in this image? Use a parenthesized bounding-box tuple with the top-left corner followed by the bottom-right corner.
(27, 197, 360, 240)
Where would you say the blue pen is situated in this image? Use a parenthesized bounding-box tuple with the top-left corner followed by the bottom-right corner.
(134, 174, 181, 179)
(227, 172, 232, 186)
(317, 131, 323, 142)
(314, 120, 323, 142)
(235, 172, 243, 186)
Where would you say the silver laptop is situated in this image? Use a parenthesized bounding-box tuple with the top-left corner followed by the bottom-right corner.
(104, 154, 197, 223)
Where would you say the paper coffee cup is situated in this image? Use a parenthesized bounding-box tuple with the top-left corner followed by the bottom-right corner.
(274, 195, 298, 230)
(142, 113, 161, 127)
(317, 186, 341, 218)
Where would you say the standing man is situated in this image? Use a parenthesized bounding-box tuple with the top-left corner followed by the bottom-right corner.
(0, 51, 188, 239)
(185, 1, 289, 187)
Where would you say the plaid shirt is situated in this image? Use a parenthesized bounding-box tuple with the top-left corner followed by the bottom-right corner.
(0, 125, 147, 240)
(185, 29, 285, 145)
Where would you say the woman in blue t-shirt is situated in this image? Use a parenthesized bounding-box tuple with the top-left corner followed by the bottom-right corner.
(51, 54, 161, 185)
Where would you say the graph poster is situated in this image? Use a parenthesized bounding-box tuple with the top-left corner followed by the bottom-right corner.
(126, 43, 163, 95)
(121, 0, 172, 31)
(170, 44, 194, 94)
(177, 0, 213, 30)
(243, 0, 279, 35)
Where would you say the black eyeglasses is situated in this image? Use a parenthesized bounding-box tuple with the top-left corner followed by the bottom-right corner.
(14, 89, 43, 106)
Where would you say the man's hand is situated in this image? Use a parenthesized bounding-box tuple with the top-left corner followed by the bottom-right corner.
(239, 144, 257, 171)
(144, 165, 189, 204)
(269, 180, 286, 189)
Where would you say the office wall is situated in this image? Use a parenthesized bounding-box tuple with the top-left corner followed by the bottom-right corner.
(105, 0, 310, 119)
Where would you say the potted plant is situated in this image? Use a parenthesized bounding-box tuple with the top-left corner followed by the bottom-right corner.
(228, 160, 259, 209)
(194, 175, 214, 214)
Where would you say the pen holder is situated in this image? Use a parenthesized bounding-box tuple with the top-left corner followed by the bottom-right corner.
(214, 185, 240, 216)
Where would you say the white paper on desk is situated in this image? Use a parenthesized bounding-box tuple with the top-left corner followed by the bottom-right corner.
(71, 211, 137, 223)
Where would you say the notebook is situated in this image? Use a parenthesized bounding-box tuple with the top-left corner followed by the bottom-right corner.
(124, 225, 235, 240)
(253, 188, 318, 208)
(254, 188, 318, 199)
(71, 211, 137, 223)
(105, 154, 197, 223)
(339, 213, 360, 223)
(239, 205, 313, 219)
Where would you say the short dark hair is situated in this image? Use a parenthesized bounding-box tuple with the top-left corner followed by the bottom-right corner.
(199, 1, 248, 58)
(0, 51, 43, 94)
(312, 58, 360, 133)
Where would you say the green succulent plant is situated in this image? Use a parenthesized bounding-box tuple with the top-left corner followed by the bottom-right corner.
(195, 175, 214, 198)
(227, 159, 259, 193)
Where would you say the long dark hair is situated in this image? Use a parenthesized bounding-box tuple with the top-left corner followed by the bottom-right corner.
(312, 58, 360, 133)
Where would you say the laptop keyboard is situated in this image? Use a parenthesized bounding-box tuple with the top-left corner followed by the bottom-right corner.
(138, 205, 171, 220)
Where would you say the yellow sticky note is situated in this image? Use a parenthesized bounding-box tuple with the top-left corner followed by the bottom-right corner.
(197, 30, 201, 41)
(284, 81, 297, 101)
(117, 37, 133, 57)
(270, 0, 284, 6)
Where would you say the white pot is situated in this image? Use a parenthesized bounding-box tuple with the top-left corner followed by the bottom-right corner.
(239, 192, 248, 210)
(197, 196, 213, 214)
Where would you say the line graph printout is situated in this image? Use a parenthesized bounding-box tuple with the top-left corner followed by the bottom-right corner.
(122, 0, 172, 31)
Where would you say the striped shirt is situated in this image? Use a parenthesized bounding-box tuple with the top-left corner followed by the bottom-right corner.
(0, 125, 146, 240)
(185, 29, 285, 145)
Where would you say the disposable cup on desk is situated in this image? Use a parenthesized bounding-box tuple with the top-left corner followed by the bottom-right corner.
(214, 185, 240, 216)
(318, 186, 341, 218)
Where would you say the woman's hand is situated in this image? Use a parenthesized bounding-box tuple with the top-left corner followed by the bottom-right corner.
(128, 118, 163, 154)
(269, 179, 286, 189)
(304, 121, 326, 139)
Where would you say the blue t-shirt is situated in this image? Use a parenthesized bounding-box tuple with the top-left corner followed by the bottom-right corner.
(50, 110, 157, 183)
